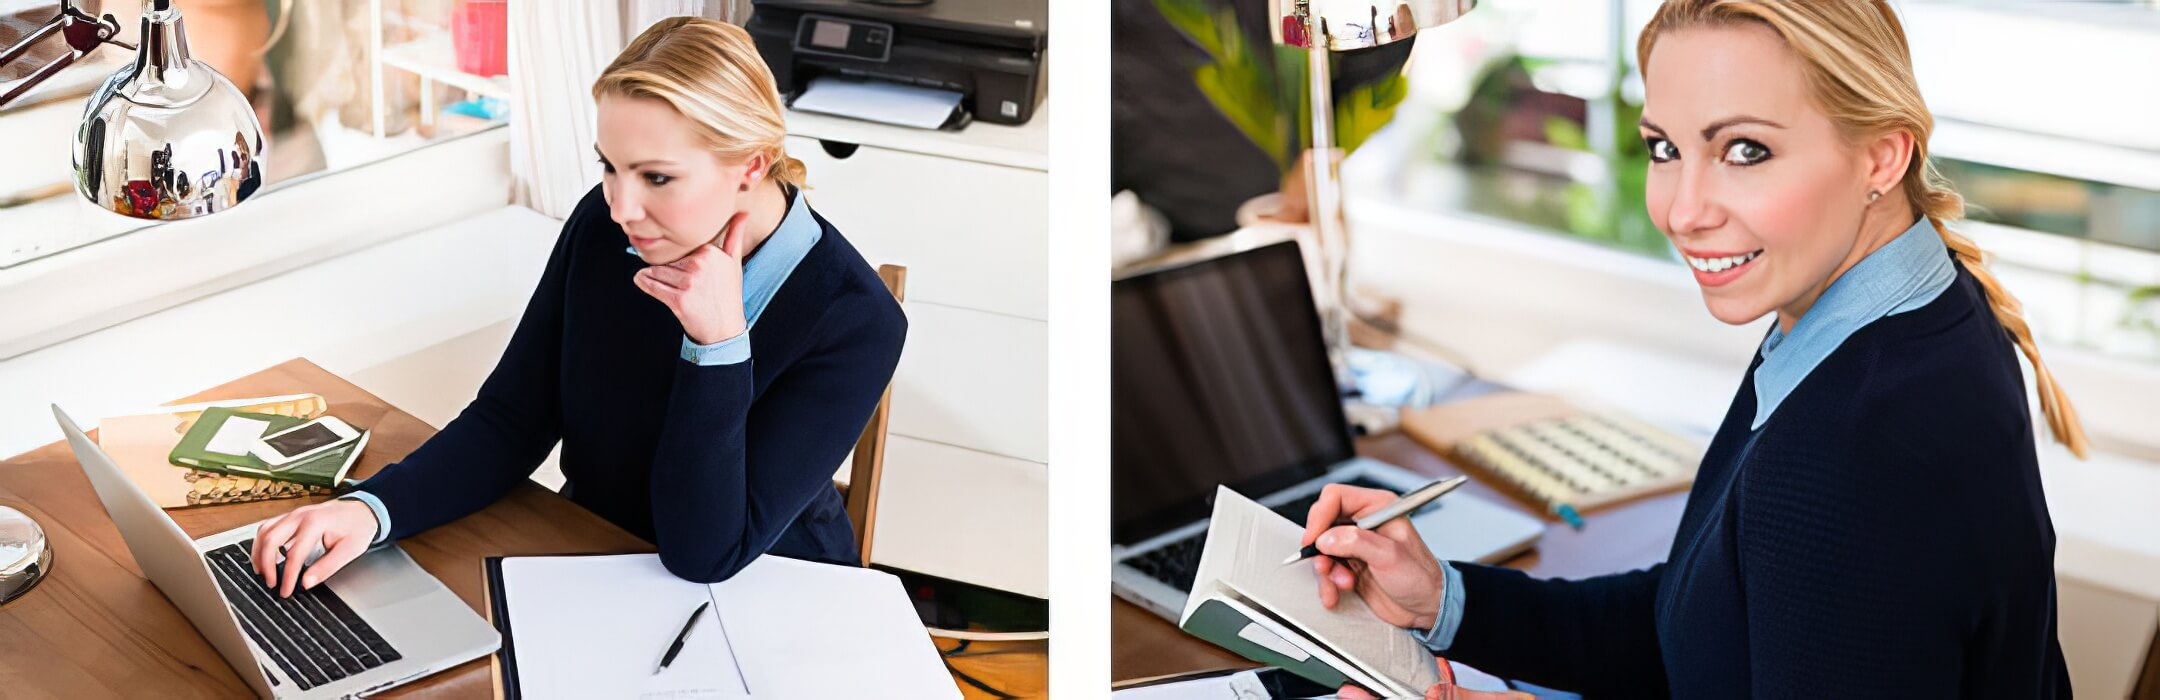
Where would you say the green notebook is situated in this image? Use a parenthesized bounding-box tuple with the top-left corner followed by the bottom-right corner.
(169, 407, 368, 489)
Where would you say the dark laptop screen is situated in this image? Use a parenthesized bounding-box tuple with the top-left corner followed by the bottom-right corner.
(1111, 239, 1355, 545)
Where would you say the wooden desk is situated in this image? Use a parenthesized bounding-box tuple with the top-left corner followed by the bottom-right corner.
(1110, 431, 1690, 684)
(0, 358, 1042, 699)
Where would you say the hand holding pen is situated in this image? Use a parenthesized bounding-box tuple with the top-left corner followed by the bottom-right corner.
(1297, 480, 1459, 630)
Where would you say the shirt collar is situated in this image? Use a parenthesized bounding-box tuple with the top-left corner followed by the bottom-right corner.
(1751, 215, 1955, 429)
(626, 185, 822, 327)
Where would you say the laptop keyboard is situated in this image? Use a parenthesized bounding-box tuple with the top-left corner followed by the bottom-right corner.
(1127, 476, 1398, 593)
(202, 541, 403, 691)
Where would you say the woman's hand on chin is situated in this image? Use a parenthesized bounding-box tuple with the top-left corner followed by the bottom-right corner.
(635, 211, 752, 345)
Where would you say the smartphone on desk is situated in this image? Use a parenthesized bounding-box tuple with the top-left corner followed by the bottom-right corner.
(250, 415, 361, 466)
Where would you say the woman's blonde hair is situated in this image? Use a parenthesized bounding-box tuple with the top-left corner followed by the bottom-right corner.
(593, 17, 808, 188)
(1638, 0, 2090, 458)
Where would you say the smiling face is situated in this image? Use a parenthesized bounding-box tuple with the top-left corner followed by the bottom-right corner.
(1640, 22, 1896, 327)
(595, 94, 767, 264)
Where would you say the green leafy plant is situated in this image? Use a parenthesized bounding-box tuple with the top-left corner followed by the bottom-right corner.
(1154, 0, 1410, 174)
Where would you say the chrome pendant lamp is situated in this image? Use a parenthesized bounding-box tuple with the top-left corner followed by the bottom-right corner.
(0, 0, 267, 606)
(3, 0, 266, 221)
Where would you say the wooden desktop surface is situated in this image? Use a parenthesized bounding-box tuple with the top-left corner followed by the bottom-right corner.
(0, 358, 1042, 699)
(1109, 430, 1690, 683)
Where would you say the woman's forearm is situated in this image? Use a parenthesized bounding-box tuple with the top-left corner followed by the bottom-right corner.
(1444, 563, 1671, 699)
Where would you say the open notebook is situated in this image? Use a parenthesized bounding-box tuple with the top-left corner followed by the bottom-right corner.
(1179, 486, 1443, 697)
(486, 553, 959, 699)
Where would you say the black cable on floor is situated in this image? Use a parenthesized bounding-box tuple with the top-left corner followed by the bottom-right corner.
(943, 656, 1018, 699)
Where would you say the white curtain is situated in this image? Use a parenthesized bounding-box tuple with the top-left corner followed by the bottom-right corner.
(506, 2, 623, 218)
(508, 1, 749, 218)
(623, 0, 731, 39)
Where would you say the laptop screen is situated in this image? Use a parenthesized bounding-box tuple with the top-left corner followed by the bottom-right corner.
(1111, 239, 1355, 545)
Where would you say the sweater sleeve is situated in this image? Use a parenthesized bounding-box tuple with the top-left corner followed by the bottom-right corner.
(646, 288, 906, 583)
(350, 212, 574, 540)
(1737, 421, 1965, 696)
(1444, 562, 1670, 699)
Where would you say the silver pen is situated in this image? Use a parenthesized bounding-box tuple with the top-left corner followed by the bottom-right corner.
(1282, 475, 1469, 564)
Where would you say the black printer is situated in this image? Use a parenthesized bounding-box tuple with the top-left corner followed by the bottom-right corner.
(747, 0, 1046, 128)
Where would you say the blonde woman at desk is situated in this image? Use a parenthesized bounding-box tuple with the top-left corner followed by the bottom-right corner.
(1311, 2, 2081, 698)
(246, 18, 905, 597)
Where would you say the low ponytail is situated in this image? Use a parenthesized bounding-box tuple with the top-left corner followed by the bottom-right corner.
(767, 154, 809, 190)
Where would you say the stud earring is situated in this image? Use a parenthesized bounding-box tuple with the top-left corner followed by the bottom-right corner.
(1867, 190, 1881, 203)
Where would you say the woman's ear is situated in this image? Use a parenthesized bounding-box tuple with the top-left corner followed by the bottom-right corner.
(1864, 130, 1916, 201)
(737, 153, 770, 192)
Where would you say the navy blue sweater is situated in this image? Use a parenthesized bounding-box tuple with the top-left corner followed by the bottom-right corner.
(1445, 264, 2071, 698)
(355, 185, 906, 583)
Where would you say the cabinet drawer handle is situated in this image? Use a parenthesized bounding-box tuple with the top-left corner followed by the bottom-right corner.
(819, 140, 860, 160)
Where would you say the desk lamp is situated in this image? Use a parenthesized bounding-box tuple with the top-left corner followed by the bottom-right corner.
(0, 0, 265, 604)
(1271, 0, 1475, 379)
(2, 0, 266, 221)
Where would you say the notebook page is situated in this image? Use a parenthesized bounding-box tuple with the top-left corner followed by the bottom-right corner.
(1201, 487, 1442, 693)
(708, 556, 961, 699)
(499, 554, 748, 699)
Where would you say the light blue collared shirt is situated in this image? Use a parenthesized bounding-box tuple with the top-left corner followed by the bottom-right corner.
(1750, 215, 1954, 429)
(1413, 215, 1954, 653)
(341, 186, 822, 546)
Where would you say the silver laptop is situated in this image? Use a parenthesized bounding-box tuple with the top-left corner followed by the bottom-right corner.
(1110, 230, 1543, 620)
(55, 405, 498, 699)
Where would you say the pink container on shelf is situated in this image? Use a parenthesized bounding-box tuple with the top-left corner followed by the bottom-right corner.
(452, 0, 508, 77)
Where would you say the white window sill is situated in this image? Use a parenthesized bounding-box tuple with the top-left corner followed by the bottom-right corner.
(0, 126, 513, 361)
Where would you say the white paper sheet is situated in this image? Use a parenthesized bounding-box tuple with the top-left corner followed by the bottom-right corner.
(499, 553, 958, 699)
(709, 556, 959, 698)
(205, 416, 270, 457)
(791, 77, 963, 130)
(500, 555, 748, 699)
(1111, 670, 1274, 699)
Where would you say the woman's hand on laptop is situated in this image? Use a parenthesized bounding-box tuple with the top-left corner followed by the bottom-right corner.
(251, 499, 379, 598)
(1301, 483, 1447, 630)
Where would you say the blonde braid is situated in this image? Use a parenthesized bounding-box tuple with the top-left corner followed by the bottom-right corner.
(1915, 182, 2091, 459)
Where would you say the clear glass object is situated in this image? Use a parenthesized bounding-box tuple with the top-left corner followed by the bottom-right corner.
(0, 505, 52, 605)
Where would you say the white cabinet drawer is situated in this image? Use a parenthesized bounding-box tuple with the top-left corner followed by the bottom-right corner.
(871, 434, 1048, 598)
(890, 301, 1046, 464)
(785, 135, 1048, 321)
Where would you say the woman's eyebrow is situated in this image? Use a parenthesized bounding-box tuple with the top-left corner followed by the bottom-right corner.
(1638, 116, 1787, 141)
(591, 145, 674, 169)
(1701, 115, 1784, 141)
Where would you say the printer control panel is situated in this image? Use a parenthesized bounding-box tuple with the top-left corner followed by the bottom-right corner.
(795, 14, 893, 63)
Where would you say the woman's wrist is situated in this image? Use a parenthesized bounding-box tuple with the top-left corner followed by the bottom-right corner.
(1411, 569, 1447, 630)
(686, 315, 748, 346)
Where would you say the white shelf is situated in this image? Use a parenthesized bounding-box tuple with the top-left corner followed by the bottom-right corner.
(784, 101, 1049, 172)
(378, 33, 511, 100)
